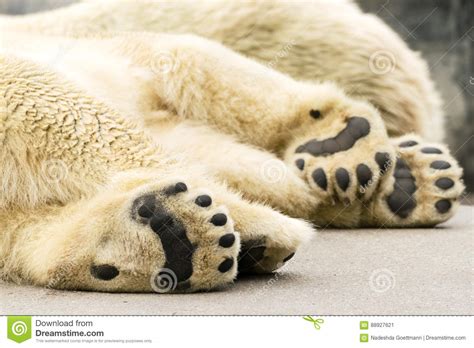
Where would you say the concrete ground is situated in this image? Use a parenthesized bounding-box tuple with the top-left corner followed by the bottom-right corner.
(1, 206, 472, 315)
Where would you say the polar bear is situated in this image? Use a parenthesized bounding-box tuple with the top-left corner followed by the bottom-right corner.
(0, 1, 464, 293)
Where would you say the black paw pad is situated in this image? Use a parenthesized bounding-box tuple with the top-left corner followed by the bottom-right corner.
(219, 233, 236, 248)
(312, 168, 327, 190)
(421, 147, 442, 154)
(137, 195, 156, 219)
(91, 264, 119, 281)
(399, 140, 418, 147)
(356, 164, 373, 187)
(295, 117, 370, 157)
(283, 252, 295, 262)
(238, 241, 266, 272)
(435, 199, 451, 213)
(150, 210, 195, 283)
(132, 194, 158, 223)
(210, 213, 227, 226)
(375, 152, 392, 173)
(335, 168, 350, 191)
(309, 109, 321, 119)
(150, 212, 175, 233)
(295, 159, 305, 170)
(165, 182, 188, 195)
(430, 161, 451, 170)
(435, 178, 454, 190)
(132, 193, 195, 284)
(195, 195, 212, 207)
(386, 159, 417, 218)
(218, 258, 234, 273)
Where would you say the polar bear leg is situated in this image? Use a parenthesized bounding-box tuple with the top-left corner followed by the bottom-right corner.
(148, 121, 318, 219)
(1, 176, 242, 293)
(210, 183, 314, 274)
(148, 121, 465, 228)
(146, 120, 373, 227)
(1, 168, 314, 291)
(124, 33, 395, 205)
(0, 54, 313, 290)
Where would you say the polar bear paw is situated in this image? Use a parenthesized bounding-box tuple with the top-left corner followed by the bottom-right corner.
(50, 177, 241, 293)
(236, 214, 312, 274)
(362, 135, 465, 227)
(286, 97, 395, 204)
(130, 182, 239, 292)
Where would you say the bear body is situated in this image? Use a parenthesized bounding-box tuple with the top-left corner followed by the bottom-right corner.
(0, 1, 463, 293)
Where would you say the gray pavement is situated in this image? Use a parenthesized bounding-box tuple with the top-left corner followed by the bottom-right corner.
(1, 206, 472, 315)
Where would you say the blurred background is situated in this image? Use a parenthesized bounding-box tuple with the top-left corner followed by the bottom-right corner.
(1, 0, 472, 192)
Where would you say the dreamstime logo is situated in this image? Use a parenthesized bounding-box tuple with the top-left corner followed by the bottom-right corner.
(150, 268, 177, 293)
(41, 159, 69, 183)
(259, 159, 288, 184)
(7, 316, 32, 343)
(11, 321, 28, 336)
(369, 268, 396, 293)
(151, 52, 177, 74)
(369, 50, 396, 75)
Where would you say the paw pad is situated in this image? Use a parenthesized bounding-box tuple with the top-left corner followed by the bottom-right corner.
(137, 196, 155, 218)
(312, 168, 327, 190)
(296, 116, 370, 157)
(375, 152, 392, 173)
(210, 213, 227, 226)
(421, 147, 442, 154)
(356, 163, 373, 187)
(219, 233, 236, 248)
(399, 140, 418, 147)
(435, 199, 451, 213)
(386, 159, 417, 218)
(150, 213, 175, 233)
(435, 178, 454, 190)
(295, 158, 305, 170)
(430, 161, 451, 170)
(165, 182, 188, 195)
(218, 258, 234, 273)
(90, 264, 119, 281)
(195, 194, 212, 207)
(335, 168, 350, 191)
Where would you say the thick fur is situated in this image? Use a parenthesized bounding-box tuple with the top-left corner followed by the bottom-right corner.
(0, 0, 444, 141)
(0, 1, 464, 292)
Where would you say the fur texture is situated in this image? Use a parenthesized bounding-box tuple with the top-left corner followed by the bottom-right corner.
(0, 0, 445, 141)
